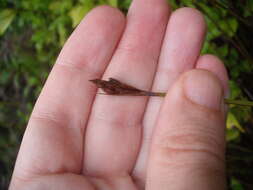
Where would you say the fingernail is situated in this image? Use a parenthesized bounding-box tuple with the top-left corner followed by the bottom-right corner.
(184, 70, 223, 110)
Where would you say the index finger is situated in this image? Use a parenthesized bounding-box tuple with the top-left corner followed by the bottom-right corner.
(11, 6, 125, 187)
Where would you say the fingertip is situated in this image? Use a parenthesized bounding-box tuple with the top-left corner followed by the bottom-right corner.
(57, 5, 125, 70)
(84, 5, 126, 25)
(75, 5, 126, 43)
(171, 7, 206, 33)
(196, 54, 229, 97)
(182, 69, 224, 110)
(157, 6, 207, 78)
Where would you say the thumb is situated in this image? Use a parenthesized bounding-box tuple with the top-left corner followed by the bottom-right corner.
(146, 69, 226, 190)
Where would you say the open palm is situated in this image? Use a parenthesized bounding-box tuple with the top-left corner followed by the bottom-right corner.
(10, 0, 228, 189)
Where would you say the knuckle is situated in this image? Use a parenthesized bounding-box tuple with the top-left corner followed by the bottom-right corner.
(154, 122, 225, 165)
(116, 40, 140, 56)
(56, 56, 103, 76)
(91, 107, 143, 129)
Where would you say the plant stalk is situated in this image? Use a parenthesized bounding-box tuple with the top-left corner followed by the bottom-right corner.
(90, 78, 253, 107)
(145, 91, 253, 107)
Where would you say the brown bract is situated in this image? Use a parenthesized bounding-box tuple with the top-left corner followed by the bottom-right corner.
(89, 78, 146, 95)
(89, 78, 164, 96)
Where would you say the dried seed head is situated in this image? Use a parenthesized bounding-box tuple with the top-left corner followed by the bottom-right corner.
(89, 78, 143, 95)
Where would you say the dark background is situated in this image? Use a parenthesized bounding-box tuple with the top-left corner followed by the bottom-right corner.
(1, 0, 253, 189)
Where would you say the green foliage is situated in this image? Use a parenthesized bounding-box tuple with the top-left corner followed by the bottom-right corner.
(231, 178, 244, 190)
(0, 9, 16, 35)
(1, 0, 253, 189)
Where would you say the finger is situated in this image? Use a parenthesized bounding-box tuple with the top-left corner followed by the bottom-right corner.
(147, 69, 227, 190)
(134, 7, 206, 182)
(10, 174, 94, 190)
(196, 54, 229, 96)
(84, 0, 170, 177)
(11, 6, 125, 186)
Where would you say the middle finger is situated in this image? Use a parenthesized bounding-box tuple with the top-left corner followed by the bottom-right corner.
(84, 0, 170, 178)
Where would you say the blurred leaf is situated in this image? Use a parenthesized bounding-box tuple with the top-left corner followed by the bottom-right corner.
(49, 0, 72, 14)
(219, 18, 238, 37)
(230, 178, 244, 190)
(226, 112, 245, 132)
(107, 0, 118, 7)
(49, 1, 62, 10)
(0, 72, 10, 84)
(206, 19, 222, 41)
(229, 80, 242, 100)
(69, 1, 94, 27)
(180, 0, 195, 7)
(0, 9, 16, 35)
(57, 23, 67, 46)
(217, 44, 229, 58)
(198, 2, 220, 20)
(118, 0, 131, 11)
(244, 0, 253, 17)
(226, 127, 240, 142)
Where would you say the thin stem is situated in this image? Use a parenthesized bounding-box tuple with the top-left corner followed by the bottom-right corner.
(147, 92, 253, 107)
(211, 0, 251, 27)
(224, 99, 253, 107)
(195, 3, 251, 59)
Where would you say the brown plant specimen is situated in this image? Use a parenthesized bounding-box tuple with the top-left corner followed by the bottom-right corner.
(90, 78, 253, 107)
(89, 78, 164, 97)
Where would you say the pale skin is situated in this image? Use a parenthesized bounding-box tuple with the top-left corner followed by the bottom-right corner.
(10, 0, 229, 189)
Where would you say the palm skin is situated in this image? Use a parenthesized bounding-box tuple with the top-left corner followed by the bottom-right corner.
(10, 0, 228, 189)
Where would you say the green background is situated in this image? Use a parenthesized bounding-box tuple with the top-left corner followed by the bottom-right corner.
(1, 0, 253, 189)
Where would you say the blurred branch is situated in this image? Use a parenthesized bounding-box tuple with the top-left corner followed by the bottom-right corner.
(211, 0, 252, 27)
(195, 3, 251, 60)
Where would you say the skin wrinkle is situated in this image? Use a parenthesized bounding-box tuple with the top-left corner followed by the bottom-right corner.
(28, 117, 86, 167)
(91, 98, 144, 129)
(162, 132, 224, 153)
(154, 81, 226, 162)
(165, 123, 225, 149)
(163, 109, 225, 141)
(154, 161, 225, 187)
(12, 164, 44, 184)
(156, 145, 225, 164)
(31, 102, 87, 135)
(56, 57, 106, 77)
(154, 156, 225, 185)
(89, 175, 138, 190)
(33, 65, 98, 129)
(153, 121, 225, 164)
(146, 158, 225, 188)
(151, 148, 225, 184)
(24, 125, 81, 173)
(16, 174, 96, 190)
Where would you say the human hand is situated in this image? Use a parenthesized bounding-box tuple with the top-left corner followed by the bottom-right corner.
(10, 0, 228, 189)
